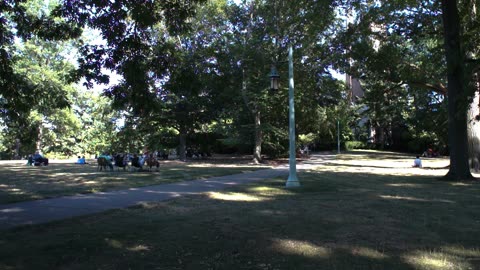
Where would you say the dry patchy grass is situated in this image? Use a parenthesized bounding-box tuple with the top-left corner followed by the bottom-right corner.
(0, 158, 271, 204)
(0, 151, 479, 270)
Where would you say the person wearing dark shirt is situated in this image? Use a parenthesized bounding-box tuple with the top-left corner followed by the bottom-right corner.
(131, 154, 142, 170)
(33, 151, 49, 166)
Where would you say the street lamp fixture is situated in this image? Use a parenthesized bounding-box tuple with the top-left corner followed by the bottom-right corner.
(270, 46, 300, 188)
(269, 66, 280, 91)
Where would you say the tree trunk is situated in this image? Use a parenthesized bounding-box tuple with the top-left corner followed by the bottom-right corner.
(467, 2, 480, 172)
(14, 138, 21, 159)
(467, 88, 480, 172)
(378, 127, 385, 149)
(36, 124, 43, 152)
(178, 126, 187, 161)
(253, 110, 262, 164)
(441, 0, 473, 180)
(241, 66, 264, 164)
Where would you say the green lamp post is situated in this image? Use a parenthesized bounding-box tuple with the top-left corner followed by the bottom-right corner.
(270, 45, 300, 187)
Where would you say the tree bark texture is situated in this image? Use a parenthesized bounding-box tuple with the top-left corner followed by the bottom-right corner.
(467, 0, 480, 172)
(36, 124, 43, 152)
(240, 66, 264, 164)
(467, 87, 480, 172)
(178, 127, 187, 161)
(14, 138, 20, 159)
(441, 0, 473, 180)
(253, 110, 263, 164)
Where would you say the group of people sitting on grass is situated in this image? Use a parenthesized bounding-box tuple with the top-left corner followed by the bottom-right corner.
(76, 156, 87, 164)
(413, 147, 443, 168)
(97, 152, 160, 171)
(422, 148, 440, 158)
(26, 151, 49, 166)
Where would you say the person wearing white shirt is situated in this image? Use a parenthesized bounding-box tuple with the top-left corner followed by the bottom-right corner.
(413, 156, 422, 168)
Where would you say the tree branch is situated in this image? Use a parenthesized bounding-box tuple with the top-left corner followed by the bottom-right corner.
(408, 81, 447, 96)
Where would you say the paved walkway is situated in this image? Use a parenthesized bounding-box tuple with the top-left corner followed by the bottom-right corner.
(0, 154, 335, 229)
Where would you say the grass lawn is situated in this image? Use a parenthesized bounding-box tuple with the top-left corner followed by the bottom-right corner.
(0, 156, 271, 204)
(1, 151, 480, 269)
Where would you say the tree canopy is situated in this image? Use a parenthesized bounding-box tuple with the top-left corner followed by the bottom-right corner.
(0, 0, 478, 180)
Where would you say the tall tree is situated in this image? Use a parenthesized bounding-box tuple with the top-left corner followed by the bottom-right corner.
(55, 0, 207, 156)
(224, 0, 338, 162)
(71, 90, 119, 155)
(441, 0, 473, 180)
(1, 0, 81, 157)
(333, 0, 477, 180)
(1, 0, 80, 117)
(462, 0, 480, 171)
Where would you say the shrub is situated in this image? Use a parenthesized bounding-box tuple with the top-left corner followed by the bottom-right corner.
(407, 136, 437, 154)
(345, 141, 366, 150)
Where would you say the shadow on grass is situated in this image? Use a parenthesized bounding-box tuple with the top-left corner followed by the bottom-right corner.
(340, 150, 418, 160)
(0, 163, 270, 204)
(1, 168, 479, 269)
(322, 162, 410, 170)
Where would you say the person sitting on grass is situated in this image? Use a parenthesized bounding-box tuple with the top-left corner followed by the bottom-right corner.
(131, 154, 143, 170)
(98, 152, 113, 170)
(413, 156, 422, 168)
(76, 156, 87, 164)
(146, 153, 160, 171)
(114, 153, 128, 170)
(33, 151, 49, 166)
(123, 153, 130, 167)
(26, 154, 34, 166)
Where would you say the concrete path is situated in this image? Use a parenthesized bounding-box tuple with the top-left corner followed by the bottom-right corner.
(0, 153, 335, 229)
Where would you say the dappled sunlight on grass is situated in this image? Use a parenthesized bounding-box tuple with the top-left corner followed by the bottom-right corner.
(126, 244, 150, 252)
(105, 238, 123, 249)
(0, 207, 24, 213)
(379, 195, 456, 204)
(245, 186, 295, 197)
(50, 172, 100, 177)
(328, 151, 452, 178)
(83, 181, 98, 185)
(387, 183, 426, 188)
(338, 150, 418, 160)
(249, 186, 278, 192)
(403, 250, 473, 270)
(350, 246, 389, 259)
(187, 163, 271, 169)
(271, 238, 331, 258)
(0, 160, 270, 204)
(441, 246, 480, 257)
(449, 182, 473, 187)
(1, 152, 479, 269)
(318, 161, 450, 177)
(164, 168, 185, 171)
(256, 209, 288, 216)
(208, 192, 266, 202)
(105, 237, 151, 252)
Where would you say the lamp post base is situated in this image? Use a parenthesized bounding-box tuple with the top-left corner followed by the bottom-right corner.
(286, 175, 300, 188)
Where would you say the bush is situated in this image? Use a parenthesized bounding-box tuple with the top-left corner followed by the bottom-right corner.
(262, 140, 288, 158)
(0, 151, 13, 160)
(407, 136, 437, 154)
(345, 141, 366, 150)
(311, 141, 336, 151)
